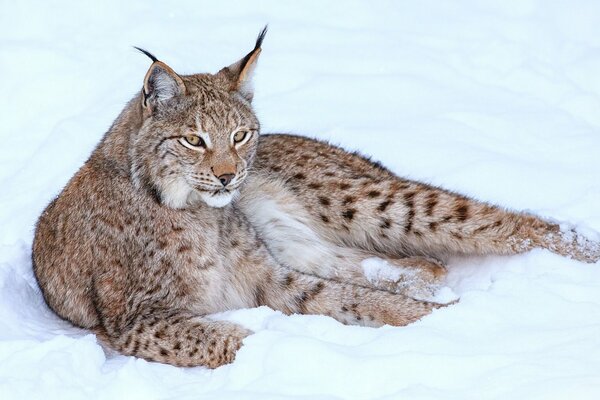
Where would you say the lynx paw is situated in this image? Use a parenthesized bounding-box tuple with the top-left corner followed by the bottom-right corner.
(547, 227, 600, 264)
(203, 322, 251, 369)
(361, 257, 458, 304)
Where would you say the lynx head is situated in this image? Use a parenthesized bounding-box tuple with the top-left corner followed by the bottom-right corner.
(130, 27, 266, 209)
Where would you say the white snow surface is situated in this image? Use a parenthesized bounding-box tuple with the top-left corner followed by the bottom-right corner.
(2, 1, 600, 399)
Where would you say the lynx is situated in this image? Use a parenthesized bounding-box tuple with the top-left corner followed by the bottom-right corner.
(33, 28, 599, 368)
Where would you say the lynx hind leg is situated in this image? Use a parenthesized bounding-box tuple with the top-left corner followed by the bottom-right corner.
(263, 269, 445, 327)
(97, 312, 251, 368)
(361, 256, 457, 303)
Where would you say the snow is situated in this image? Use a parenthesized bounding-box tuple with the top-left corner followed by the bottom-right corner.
(2, 0, 600, 398)
(362, 257, 406, 283)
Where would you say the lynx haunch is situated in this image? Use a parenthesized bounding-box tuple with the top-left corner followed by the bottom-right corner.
(33, 27, 600, 368)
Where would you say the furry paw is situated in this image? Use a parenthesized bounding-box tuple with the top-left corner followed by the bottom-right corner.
(361, 257, 458, 304)
(549, 228, 600, 264)
(204, 322, 252, 369)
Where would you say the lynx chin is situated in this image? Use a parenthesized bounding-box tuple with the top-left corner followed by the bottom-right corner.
(32, 27, 600, 368)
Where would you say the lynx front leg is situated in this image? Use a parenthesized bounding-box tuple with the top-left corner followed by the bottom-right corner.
(96, 310, 251, 368)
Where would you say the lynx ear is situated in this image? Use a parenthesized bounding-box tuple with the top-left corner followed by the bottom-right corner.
(216, 26, 267, 102)
(135, 47, 186, 111)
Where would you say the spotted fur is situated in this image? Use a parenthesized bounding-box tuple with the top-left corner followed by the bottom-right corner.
(33, 28, 599, 369)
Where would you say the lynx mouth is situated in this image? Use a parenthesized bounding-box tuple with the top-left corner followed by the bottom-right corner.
(198, 188, 237, 208)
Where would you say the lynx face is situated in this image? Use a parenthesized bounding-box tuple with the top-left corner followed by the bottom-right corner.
(133, 87, 260, 208)
(131, 30, 265, 209)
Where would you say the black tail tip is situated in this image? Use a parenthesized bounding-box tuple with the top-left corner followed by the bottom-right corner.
(133, 46, 158, 63)
(255, 25, 268, 50)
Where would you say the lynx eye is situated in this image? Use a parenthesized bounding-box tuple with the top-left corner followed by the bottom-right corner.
(233, 130, 248, 143)
(184, 135, 204, 147)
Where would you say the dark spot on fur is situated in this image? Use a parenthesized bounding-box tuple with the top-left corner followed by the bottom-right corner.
(254, 285, 266, 306)
(426, 193, 438, 216)
(455, 203, 470, 222)
(318, 196, 331, 206)
(474, 224, 491, 234)
(342, 196, 356, 205)
(308, 182, 322, 190)
(293, 173, 306, 180)
(380, 218, 392, 229)
(378, 200, 392, 212)
(173, 342, 181, 351)
(367, 190, 381, 198)
(154, 328, 166, 340)
(342, 209, 356, 221)
(296, 291, 310, 313)
(320, 214, 330, 223)
(177, 244, 191, 253)
(283, 274, 294, 287)
(312, 282, 325, 296)
(429, 222, 439, 231)
(403, 192, 416, 233)
(405, 208, 415, 233)
(339, 182, 351, 190)
(403, 191, 417, 202)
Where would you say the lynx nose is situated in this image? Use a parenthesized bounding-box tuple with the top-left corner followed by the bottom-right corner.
(217, 173, 235, 187)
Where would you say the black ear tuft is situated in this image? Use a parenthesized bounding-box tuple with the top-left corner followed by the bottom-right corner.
(254, 25, 268, 51)
(133, 46, 159, 63)
(214, 25, 268, 102)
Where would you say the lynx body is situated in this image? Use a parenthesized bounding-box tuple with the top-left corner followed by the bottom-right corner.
(33, 29, 600, 368)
